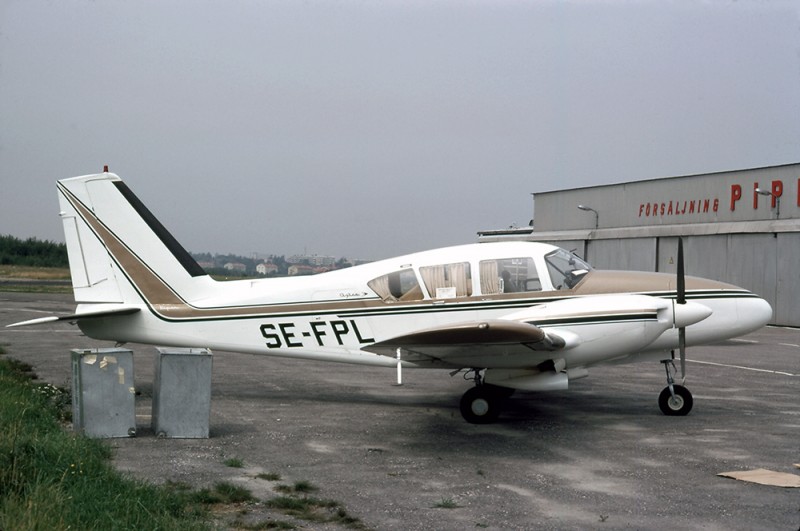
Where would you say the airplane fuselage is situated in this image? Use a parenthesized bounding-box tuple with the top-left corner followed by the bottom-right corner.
(75, 242, 771, 372)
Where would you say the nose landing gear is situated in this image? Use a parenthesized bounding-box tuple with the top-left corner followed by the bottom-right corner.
(658, 358, 693, 416)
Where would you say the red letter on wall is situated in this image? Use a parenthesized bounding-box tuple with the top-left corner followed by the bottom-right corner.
(730, 184, 742, 211)
(770, 180, 783, 208)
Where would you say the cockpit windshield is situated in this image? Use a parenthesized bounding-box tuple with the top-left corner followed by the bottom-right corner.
(545, 248, 592, 290)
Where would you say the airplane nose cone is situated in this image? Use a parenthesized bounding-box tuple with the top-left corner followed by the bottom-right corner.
(673, 300, 713, 328)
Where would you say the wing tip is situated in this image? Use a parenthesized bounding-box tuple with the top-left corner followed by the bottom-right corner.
(6, 316, 61, 328)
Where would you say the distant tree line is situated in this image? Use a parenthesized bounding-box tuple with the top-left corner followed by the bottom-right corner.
(191, 251, 287, 276)
(0, 234, 68, 268)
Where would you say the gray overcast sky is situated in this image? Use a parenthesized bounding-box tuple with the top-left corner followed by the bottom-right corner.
(2, 0, 799, 260)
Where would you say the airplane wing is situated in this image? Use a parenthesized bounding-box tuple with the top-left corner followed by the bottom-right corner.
(5, 307, 140, 328)
(363, 319, 567, 367)
(362, 293, 708, 369)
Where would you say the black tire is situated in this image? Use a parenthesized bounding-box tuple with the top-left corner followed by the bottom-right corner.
(658, 385, 693, 416)
(484, 383, 515, 399)
(460, 386, 502, 424)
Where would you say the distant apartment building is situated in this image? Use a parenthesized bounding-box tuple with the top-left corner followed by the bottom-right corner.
(256, 263, 278, 275)
(287, 264, 316, 276)
(223, 262, 247, 273)
(288, 254, 336, 267)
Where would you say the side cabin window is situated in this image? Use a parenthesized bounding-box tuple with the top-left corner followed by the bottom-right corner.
(480, 257, 540, 294)
(419, 262, 472, 299)
(368, 269, 424, 302)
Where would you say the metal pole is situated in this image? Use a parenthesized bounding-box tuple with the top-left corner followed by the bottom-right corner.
(396, 348, 402, 385)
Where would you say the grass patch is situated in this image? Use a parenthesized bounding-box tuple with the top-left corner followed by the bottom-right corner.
(0, 265, 70, 280)
(432, 497, 460, 509)
(256, 472, 282, 481)
(233, 518, 297, 529)
(0, 353, 210, 530)
(291, 480, 317, 494)
(266, 496, 365, 528)
(1, 356, 36, 378)
(190, 482, 255, 504)
(0, 284, 73, 294)
(267, 480, 366, 529)
(224, 457, 245, 468)
(274, 481, 318, 495)
(0, 265, 72, 294)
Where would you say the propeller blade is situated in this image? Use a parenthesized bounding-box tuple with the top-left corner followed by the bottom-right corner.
(677, 237, 686, 305)
(677, 237, 686, 381)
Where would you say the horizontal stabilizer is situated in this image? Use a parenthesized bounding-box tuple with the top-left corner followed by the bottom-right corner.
(6, 307, 140, 328)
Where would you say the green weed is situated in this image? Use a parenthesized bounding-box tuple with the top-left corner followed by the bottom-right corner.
(433, 497, 460, 509)
(292, 480, 317, 493)
(190, 482, 254, 505)
(224, 457, 245, 468)
(233, 518, 297, 529)
(266, 488, 367, 529)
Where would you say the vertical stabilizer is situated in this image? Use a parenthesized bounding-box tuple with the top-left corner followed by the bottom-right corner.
(58, 173, 211, 306)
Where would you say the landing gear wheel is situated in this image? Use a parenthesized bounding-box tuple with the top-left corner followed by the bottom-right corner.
(658, 385, 693, 416)
(484, 383, 515, 399)
(460, 386, 501, 424)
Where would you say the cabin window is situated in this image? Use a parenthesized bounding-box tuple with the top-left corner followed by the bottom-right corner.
(480, 257, 539, 294)
(419, 262, 472, 299)
(367, 269, 424, 302)
(545, 249, 592, 290)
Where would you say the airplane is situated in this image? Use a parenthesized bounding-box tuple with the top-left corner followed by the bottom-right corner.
(8, 172, 773, 423)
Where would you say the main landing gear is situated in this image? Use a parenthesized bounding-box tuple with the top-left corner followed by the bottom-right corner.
(458, 369, 514, 424)
(658, 359, 693, 416)
(458, 360, 695, 422)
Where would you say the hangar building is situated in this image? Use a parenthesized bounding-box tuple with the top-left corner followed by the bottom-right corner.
(478, 163, 800, 327)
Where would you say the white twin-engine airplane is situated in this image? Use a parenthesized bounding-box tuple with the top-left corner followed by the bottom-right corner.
(9, 173, 772, 423)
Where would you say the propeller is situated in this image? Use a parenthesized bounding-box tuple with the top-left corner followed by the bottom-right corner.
(676, 237, 687, 381)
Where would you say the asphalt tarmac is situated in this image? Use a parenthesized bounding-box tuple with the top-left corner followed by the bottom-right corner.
(1, 292, 798, 530)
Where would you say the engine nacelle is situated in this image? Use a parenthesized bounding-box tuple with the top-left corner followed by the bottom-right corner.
(484, 368, 569, 391)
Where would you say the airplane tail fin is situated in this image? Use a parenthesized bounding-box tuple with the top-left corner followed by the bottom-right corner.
(57, 172, 212, 307)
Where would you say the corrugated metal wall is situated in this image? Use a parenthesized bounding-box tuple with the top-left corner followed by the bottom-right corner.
(775, 233, 798, 326)
(588, 238, 657, 272)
